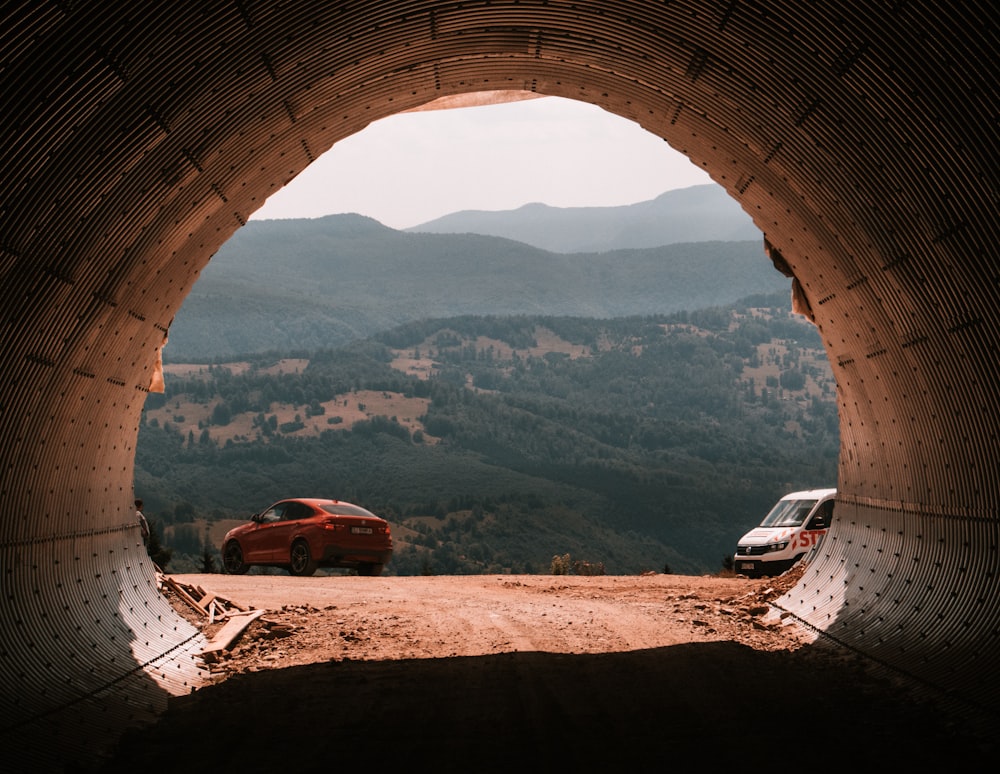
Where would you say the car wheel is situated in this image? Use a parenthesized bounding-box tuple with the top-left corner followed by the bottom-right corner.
(357, 563, 384, 576)
(222, 541, 249, 575)
(289, 539, 317, 576)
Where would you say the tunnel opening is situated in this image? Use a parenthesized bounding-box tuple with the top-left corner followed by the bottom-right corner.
(2, 2, 998, 769)
(136, 92, 834, 582)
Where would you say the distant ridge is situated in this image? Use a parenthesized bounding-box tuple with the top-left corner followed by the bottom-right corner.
(167, 190, 783, 360)
(405, 184, 761, 252)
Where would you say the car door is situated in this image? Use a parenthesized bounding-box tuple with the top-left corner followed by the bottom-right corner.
(265, 501, 309, 562)
(241, 502, 287, 562)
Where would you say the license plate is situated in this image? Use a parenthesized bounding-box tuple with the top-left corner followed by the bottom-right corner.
(738, 562, 755, 570)
(351, 526, 373, 535)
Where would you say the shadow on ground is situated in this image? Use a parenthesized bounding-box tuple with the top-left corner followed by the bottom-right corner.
(100, 641, 995, 771)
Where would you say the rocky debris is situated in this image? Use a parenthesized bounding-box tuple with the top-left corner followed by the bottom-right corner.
(724, 562, 806, 613)
(158, 573, 268, 671)
(715, 563, 809, 638)
(656, 563, 811, 646)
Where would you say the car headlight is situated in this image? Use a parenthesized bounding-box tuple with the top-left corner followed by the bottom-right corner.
(765, 541, 789, 553)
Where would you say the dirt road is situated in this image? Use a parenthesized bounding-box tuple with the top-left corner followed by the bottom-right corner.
(101, 572, 993, 771)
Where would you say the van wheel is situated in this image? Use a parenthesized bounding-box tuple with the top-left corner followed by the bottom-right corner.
(289, 539, 317, 576)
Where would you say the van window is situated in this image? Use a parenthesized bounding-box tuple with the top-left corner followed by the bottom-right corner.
(807, 500, 834, 530)
(760, 499, 817, 528)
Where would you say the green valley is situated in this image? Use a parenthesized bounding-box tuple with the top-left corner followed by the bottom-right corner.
(137, 293, 838, 576)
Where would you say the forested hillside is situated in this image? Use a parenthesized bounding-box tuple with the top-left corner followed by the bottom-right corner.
(136, 293, 838, 576)
(165, 213, 785, 360)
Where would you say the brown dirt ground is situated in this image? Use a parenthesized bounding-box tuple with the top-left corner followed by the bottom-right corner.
(101, 568, 994, 771)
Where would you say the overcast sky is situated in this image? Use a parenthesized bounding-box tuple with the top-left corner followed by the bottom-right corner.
(249, 96, 715, 230)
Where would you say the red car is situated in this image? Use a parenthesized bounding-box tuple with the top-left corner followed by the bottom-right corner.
(222, 498, 392, 576)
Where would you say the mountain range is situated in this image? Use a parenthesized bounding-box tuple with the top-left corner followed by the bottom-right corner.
(167, 185, 779, 361)
(406, 184, 761, 252)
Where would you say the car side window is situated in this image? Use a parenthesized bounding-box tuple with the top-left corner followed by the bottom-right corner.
(283, 502, 307, 521)
(807, 501, 833, 530)
(260, 505, 284, 523)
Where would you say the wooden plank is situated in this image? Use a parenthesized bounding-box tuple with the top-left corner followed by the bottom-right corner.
(197, 593, 216, 611)
(201, 609, 266, 656)
(214, 593, 248, 612)
(208, 599, 229, 624)
(164, 576, 208, 616)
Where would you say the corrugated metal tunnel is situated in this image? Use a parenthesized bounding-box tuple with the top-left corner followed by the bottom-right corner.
(1, 1, 997, 767)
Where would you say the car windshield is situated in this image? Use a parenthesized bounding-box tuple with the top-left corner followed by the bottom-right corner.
(759, 499, 817, 528)
(320, 503, 377, 518)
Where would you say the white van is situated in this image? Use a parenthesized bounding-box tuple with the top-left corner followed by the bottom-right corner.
(733, 488, 836, 578)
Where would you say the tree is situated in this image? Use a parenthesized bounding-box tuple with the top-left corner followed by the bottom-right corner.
(779, 368, 806, 391)
(200, 529, 217, 574)
(173, 501, 196, 523)
(211, 401, 232, 426)
(145, 518, 173, 571)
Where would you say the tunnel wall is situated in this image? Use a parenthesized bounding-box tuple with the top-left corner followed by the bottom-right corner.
(0, 1, 997, 767)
